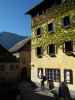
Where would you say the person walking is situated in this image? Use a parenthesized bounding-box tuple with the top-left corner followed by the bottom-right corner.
(41, 76, 46, 89)
(58, 82, 71, 100)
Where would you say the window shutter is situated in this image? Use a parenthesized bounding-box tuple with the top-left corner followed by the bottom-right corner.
(38, 68, 43, 79)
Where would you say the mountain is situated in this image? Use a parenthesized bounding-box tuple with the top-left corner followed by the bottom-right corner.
(0, 32, 27, 49)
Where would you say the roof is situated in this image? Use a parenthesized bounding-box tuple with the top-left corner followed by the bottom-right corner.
(26, 0, 62, 16)
(9, 38, 31, 53)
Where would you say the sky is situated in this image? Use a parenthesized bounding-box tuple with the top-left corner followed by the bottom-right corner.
(0, 0, 43, 36)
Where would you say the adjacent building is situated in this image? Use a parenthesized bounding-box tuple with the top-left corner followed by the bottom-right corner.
(26, 0, 75, 91)
(9, 38, 31, 81)
(0, 44, 19, 81)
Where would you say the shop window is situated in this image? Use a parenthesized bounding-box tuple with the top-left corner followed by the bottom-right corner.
(47, 44, 56, 57)
(54, 70, 61, 82)
(45, 69, 53, 80)
(63, 16, 70, 27)
(38, 68, 43, 79)
(64, 69, 73, 84)
(45, 69, 60, 82)
(36, 47, 43, 58)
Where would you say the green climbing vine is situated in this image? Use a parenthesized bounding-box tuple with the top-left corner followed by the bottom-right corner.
(32, 2, 75, 49)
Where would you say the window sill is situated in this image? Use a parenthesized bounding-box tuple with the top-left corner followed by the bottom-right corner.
(48, 31, 55, 34)
(36, 35, 42, 38)
(63, 25, 71, 29)
(64, 81, 73, 84)
(65, 51, 73, 56)
(71, 52, 75, 57)
(49, 54, 56, 57)
(37, 55, 43, 58)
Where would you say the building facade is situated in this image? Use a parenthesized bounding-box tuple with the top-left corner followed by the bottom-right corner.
(9, 38, 31, 81)
(26, 0, 75, 91)
(0, 44, 19, 81)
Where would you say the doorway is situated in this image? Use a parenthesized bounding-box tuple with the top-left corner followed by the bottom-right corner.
(21, 67, 27, 80)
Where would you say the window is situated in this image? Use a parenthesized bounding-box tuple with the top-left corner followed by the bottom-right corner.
(36, 47, 43, 58)
(45, 69, 60, 82)
(47, 44, 56, 57)
(64, 41, 73, 55)
(63, 16, 70, 27)
(45, 69, 53, 80)
(0, 65, 5, 71)
(37, 28, 41, 36)
(38, 68, 43, 79)
(64, 69, 73, 84)
(48, 23, 54, 32)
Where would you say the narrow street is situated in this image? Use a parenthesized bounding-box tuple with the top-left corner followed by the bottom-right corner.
(0, 81, 55, 100)
(16, 81, 56, 100)
(0, 81, 75, 100)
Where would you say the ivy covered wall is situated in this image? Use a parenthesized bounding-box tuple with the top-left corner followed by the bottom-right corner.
(32, 2, 75, 49)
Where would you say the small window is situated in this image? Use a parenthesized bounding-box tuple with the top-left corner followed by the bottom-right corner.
(36, 47, 43, 58)
(0, 65, 5, 71)
(63, 16, 70, 27)
(10, 65, 15, 71)
(48, 23, 54, 32)
(47, 44, 56, 57)
(38, 68, 43, 79)
(37, 28, 41, 36)
(64, 41, 73, 54)
(64, 69, 73, 84)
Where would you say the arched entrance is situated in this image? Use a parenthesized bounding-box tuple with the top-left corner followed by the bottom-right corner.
(21, 67, 27, 80)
